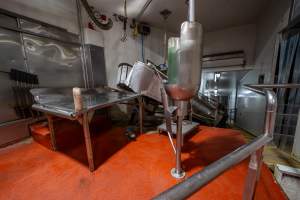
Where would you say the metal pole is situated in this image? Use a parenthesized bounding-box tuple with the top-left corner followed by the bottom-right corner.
(138, 96, 144, 134)
(243, 148, 263, 200)
(135, 0, 153, 21)
(189, 0, 195, 22)
(46, 115, 57, 151)
(171, 102, 186, 179)
(76, 0, 89, 88)
(82, 112, 95, 172)
(246, 83, 300, 89)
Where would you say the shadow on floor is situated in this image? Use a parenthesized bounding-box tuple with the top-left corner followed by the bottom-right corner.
(49, 116, 132, 170)
(182, 130, 245, 171)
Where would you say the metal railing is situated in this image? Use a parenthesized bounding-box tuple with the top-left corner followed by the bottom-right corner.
(153, 85, 278, 200)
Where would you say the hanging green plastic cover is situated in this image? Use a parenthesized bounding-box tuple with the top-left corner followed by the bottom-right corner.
(167, 37, 180, 85)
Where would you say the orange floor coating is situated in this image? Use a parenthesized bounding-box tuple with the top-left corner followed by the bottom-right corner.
(0, 120, 286, 200)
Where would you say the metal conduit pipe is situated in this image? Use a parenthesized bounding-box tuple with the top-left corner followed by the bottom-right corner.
(153, 87, 277, 200)
(245, 83, 300, 89)
(76, 0, 89, 88)
(189, 0, 195, 22)
(135, 0, 153, 21)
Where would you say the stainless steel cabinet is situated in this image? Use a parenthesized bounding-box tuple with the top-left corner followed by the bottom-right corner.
(23, 34, 84, 87)
(0, 28, 26, 123)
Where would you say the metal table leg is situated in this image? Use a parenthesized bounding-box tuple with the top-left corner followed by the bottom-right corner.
(243, 148, 264, 200)
(82, 112, 95, 172)
(138, 96, 144, 134)
(46, 115, 57, 151)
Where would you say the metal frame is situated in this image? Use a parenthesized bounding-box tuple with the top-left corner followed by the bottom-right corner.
(153, 85, 278, 200)
(33, 94, 143, 172)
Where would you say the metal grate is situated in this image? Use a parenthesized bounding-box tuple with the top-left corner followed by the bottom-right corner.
(274, 103, 300, 153)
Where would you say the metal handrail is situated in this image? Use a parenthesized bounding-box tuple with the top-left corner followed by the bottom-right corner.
(153, 85, 278, 200)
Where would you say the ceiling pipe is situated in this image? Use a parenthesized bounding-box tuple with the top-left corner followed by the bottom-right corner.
(135, 0, 153, 21)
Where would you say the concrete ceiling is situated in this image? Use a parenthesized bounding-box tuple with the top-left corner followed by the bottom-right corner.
(89, 0, 270, 33)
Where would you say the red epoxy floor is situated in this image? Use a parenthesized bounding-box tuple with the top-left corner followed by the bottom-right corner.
(0, 121, 286, 200)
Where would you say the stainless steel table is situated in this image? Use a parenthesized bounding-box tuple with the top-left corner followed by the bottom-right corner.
(31, 88, 143, 172)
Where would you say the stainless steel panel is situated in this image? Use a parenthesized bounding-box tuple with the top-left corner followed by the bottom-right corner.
(235, 71, 266, 136)
(125, 61, 163, 102)
(19, 19, 79, 43)
(0, 14, 17, 29)
(236, 86, 266, 136)
(0, 28, 25, 71)
(0, 120, 30, 146)
(0, 28, 26, 123)
(23, 34, 84, 87)
(85, 45, 107, 88)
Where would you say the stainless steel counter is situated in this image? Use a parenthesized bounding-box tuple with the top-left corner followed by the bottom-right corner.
(31, 88, 143, 171)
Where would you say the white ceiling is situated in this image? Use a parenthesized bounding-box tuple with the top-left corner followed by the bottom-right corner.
(89, 0, 269, 33)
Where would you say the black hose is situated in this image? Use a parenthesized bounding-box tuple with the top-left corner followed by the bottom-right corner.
(80, 0, 113, 30)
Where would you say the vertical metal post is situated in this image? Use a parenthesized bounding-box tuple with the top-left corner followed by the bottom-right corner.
(76, 0, 89, 88)
(46, 115, 57, 151)
(82, 112, 95, 172)
(17, 18, 29, 73)
(171, 102, 186, 179)
(138, 96, 144, 134)
(243, 148, 263, 200)
(189, 0, 195, 22)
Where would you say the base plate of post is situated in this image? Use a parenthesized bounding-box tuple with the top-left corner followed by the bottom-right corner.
(171, 168, 186, 179)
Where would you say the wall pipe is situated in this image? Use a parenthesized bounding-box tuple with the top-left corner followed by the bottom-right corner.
(76, 0, 89, 88)
(245, 83, 300, 89)
(135, 0, 153, 22)
(153, 86, 277, 200)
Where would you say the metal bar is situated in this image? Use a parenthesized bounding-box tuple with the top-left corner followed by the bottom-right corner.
(82, 112, 95, 172)
(170, 102, 186, 179)
(175, 115, 184, 175)
(135, 0, 153, 21)
(76, 0, 89, 88)
(17, 18, 29, 72)
(32, 104, 75, 120)
(246, 83, 300, 89)
(243, 148, 263, 200)
(138, 96, 144, 134)
(153, 89, 277, 200)
(46, 115, 57, 151)
(161, 88, 176, 154)
(189, 0, 195, 22)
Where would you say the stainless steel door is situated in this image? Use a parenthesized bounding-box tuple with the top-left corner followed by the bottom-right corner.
(0, 27, 26, 123)
(23, 34, 84, 87)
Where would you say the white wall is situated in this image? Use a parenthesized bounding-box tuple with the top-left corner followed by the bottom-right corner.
(82, 9, 165, 87)
(203, 24, 257, 66)
(251, 0, 291, 84)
